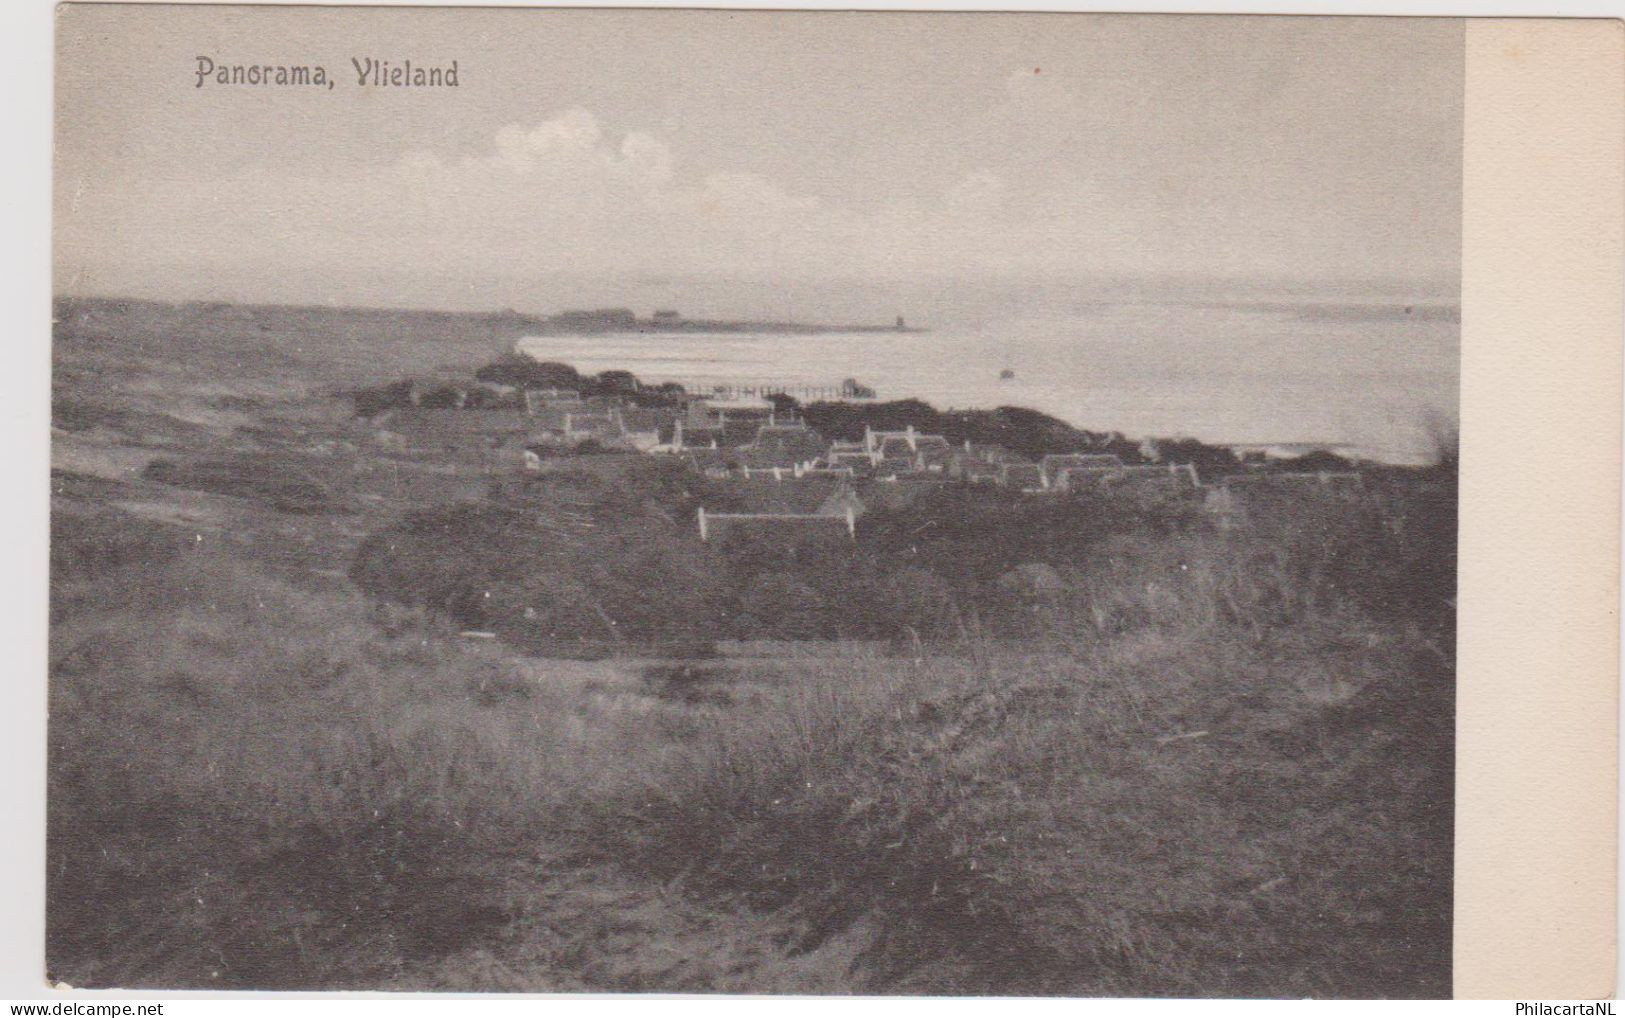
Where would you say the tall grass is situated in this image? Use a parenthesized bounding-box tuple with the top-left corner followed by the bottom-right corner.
(596, 581, 1451, 995)
(49, 478, 1452, 994)
(49, 533, 695, 987)
(579, 479, 1454, 995)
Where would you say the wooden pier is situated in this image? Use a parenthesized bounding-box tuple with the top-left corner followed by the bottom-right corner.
(662, 379, 875, 402)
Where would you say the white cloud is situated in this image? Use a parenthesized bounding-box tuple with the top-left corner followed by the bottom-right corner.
(618, 132, 676, 190)
(57, 107, 1218, 295)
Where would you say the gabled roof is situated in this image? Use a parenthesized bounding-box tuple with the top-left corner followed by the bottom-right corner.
(673, 426, 723, 448)
(564, 411, 617, 433)
(684, 447, 733, 471)
(827, 449, 873, 464)
(1043, 452, 1123, 472)
(685, 405, 725, 428)
(618, 407, 672, 433)
(373, 407, 530, 437)
(957, 442, 1022, 464)
(1000, 462, 1045, 488)
(1215, 471, 1270, 486)
(875, 456, 921, 477)
(867, 428, 950, 455)
(1111, 464, 1199, 488)
(719, 419, 764, 447)
(525, 406, 571, 432)
(715, 475, 854, 515)
(1055, 465, 1122, 489)
(747, 427, 829, 467)
(1064, 463, 1201, 493)
(1223, 470, 1364, 491)
(1057, 463, 1200, 490)
(878, 436, 915, 459)
(862, 475, 946, 510)
(523, 389, 583, 412)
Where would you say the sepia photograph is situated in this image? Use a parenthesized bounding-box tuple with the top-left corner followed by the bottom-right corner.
(48, 5, 1466, 996)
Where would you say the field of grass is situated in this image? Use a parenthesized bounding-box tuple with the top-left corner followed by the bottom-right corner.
(48, 297, 1453, 995)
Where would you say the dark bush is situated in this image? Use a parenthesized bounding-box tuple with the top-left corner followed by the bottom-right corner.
(349, 379, 416, 417)
(474, 355, 583, 391)
(351, 466, 728, 654)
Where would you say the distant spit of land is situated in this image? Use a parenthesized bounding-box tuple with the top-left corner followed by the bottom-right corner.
(506, 306, 926, 336)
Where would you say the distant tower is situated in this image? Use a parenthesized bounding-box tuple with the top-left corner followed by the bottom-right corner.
(895, 315, 906, 331)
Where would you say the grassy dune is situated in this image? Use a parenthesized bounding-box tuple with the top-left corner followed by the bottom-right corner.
(50, 509, 1451, 994)
(48, 297, 1453, 995)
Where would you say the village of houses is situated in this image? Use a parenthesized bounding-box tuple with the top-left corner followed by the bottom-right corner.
(357, 367, 1367, 543)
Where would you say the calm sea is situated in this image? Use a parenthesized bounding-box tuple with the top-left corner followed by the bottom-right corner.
(518, 299, 1458, 465)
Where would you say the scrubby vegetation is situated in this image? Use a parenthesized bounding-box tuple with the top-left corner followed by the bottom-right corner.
(349, 466, 1176, 647)
(350, 461, 1453, 653)
(50, 469, 1453, 993)
(350, 460, 726, 656)
(49, 298, 1455, 995)
(52, 453, 1455, 993)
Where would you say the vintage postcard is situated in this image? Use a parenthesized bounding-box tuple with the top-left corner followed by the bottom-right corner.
(44, 4, 1619, 999)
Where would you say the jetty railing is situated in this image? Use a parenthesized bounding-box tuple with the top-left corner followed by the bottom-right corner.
(660, 379, 875, 401)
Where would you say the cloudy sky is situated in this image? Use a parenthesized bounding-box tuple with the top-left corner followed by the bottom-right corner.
(55, 8, 1463, 312)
